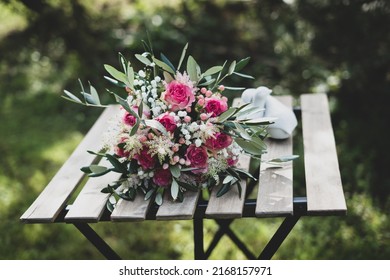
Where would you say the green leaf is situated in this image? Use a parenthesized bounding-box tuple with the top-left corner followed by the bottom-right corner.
(203, 66, 223, 77)
(89, 83, 101, 105)
(234, 138, 264, 156)
(135, 54, 152, 66)
(228, 60, 236, 75)
(267, 155, 300, 164)
(144, 119, 168, 136)
(235, 57, 250, 72)
(104, 76, 127, 87)
(216, 183, 232, 197)
(170, 165, 181, 178)
(163, 71, 174, 83)
(198, 78, 216, 86)
(177, 181, 198, 191)
(234, 122, 251, 140)
(222, 175, 235, 184)
(155, 192, 163, 206)
(145, 189, 155, 201)
(218, 107, 237, 122)
(160, 53, 176, 73)
(118, 52, 128, 74)
(177, 43, 188, 70)
(63, 90, 82, 104)
(127, 62, 134, 89)
(235, 106, 265, 120)
(152, 57, 175, 74)
(223, 86, 246, 91)
(232, 167, 257, 181)
(104, 64, 130, 87)
(171, 179, 179, 200)
(233, 72, 255, 79)
(187, 55, 199, 82)
(106, 198, 115, 213)
(105, 154, 127, 173)
(129, 119, 140, 136)
(89, 165, 108, 174)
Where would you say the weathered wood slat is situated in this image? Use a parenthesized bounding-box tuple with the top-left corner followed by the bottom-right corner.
(156, 190, 200, 220)
(300, 93, 347, 215)
(205, 154, 250, 219)
(64, 158, 121, 223)
(256, 95, 294, 217)
(110, 193, 152, 222)
(20, 105, 120, 223)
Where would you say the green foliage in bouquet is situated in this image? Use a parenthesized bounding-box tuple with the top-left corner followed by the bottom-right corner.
(63, 42, 273, 209)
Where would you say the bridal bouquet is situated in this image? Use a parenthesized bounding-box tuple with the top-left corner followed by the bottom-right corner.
(63, 42, 272, 210)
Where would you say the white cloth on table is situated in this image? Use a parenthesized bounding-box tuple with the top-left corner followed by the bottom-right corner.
(241, 86, 298, 139)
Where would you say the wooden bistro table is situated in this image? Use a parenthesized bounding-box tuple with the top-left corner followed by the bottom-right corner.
(20, 93, 347, 260)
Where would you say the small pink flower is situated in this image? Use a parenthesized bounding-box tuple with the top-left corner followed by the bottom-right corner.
(185, 144, 208, 174)
(205, 90, 212, 97)
(205, 132, 233, 151)
(134, 146, 156, 170)
(218, 85, 225, 91)
(122, 112, 137, 126)
(204, 97, 228, 117)
(184, 116, 191, 123)
(164, 80, 195, 111)
(153, 168, 172, 187)
(115, 137, 129, 158)
(156, 113, 177, 133)
(227, 157, 238, 167)
(200, 113, 209, 121)
(201, 87, 207, 94)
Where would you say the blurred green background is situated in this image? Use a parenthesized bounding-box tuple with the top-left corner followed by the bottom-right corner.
(1, 0, 389, 259)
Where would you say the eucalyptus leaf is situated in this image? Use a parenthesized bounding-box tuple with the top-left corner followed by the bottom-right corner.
(177, 43, 188, 70)
(155, 192, 163, 206)
(234, 138, 264, 156)
(89, 83, 101, 105)
(171, 179, 179, 200)
(233, 72, 255, 79)
(152, 57, 175, 74)
(222, 175, 234, 184)
(235, 57, 250, 71)
(160, 53, 176, 73)
(118, 52, 128, 73)
(177, 181, 198, 191)
(63, 90, 82, 103)
(234, 122, 252, 140)
(104, 64, 130, 87)
(268, 155, 299, 163)
(216, 183, 232, 197)
(145, 189, 155, 201)
(218, 107, 237, 122)
(135, 54, 152, 66)
(127, 62, 134, 89)
(198, 78, 216, 86)
(163, 71, 174, 83)
(187, 55, 199, 82)
(170, 165, 181, 178)
(105, 154, 127, 173)
(144, 119, 168, 136)
(104, 76, 127, 87)
(228, 60, 236, 75)
(223, 86, 246, 91)
(203, 66, 223, 77)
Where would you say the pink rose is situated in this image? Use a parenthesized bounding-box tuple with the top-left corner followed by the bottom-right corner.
(164, 81, 195, 111)
(115, 137, 130, 158)
(185, 144, 208, 174)
(153, 168, 172, 187)
(134, 146, 156, 170)
(122, 111, 137, 126)
(204, 98, 228, 117)
(156, 113, 177, 133)
(205, 132, 233, 151)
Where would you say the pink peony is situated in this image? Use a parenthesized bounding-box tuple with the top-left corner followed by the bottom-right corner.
(204, 97, 228, 117)
(185, 144, 208, 174)
(153, 168, 172, 187)
(205, 132, 233, 151)
(122, 111, 137, 126)
(156, 113, 177, 133)
(164, 81, 195, 111)
(134, 146, 156, 170)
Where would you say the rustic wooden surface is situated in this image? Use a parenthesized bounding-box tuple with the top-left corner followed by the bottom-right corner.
(301, 93, 347, 215)
(20, 105, 120, 223)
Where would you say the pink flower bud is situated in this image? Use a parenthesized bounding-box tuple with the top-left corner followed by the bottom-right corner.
(172, 145, 179, 152)
(139, 135, 148, 143)
(218, 85, 225, 91)
(186, 107, 192, 113)
(197, 99, 205, 106)
(163, 163, 169, 169)
(206, 90, 212, 97)
(200, 113, 209, 121)
(179, 138, 186, 144)
(184, 116, 191, 123)
(173, 155, 180, 162)
(201, 87, 207, 94)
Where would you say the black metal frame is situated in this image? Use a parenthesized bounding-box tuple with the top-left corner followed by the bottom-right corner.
(54, 196, 307, 260)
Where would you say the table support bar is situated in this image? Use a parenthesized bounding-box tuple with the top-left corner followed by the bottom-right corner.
(73, 223, 121, 260)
